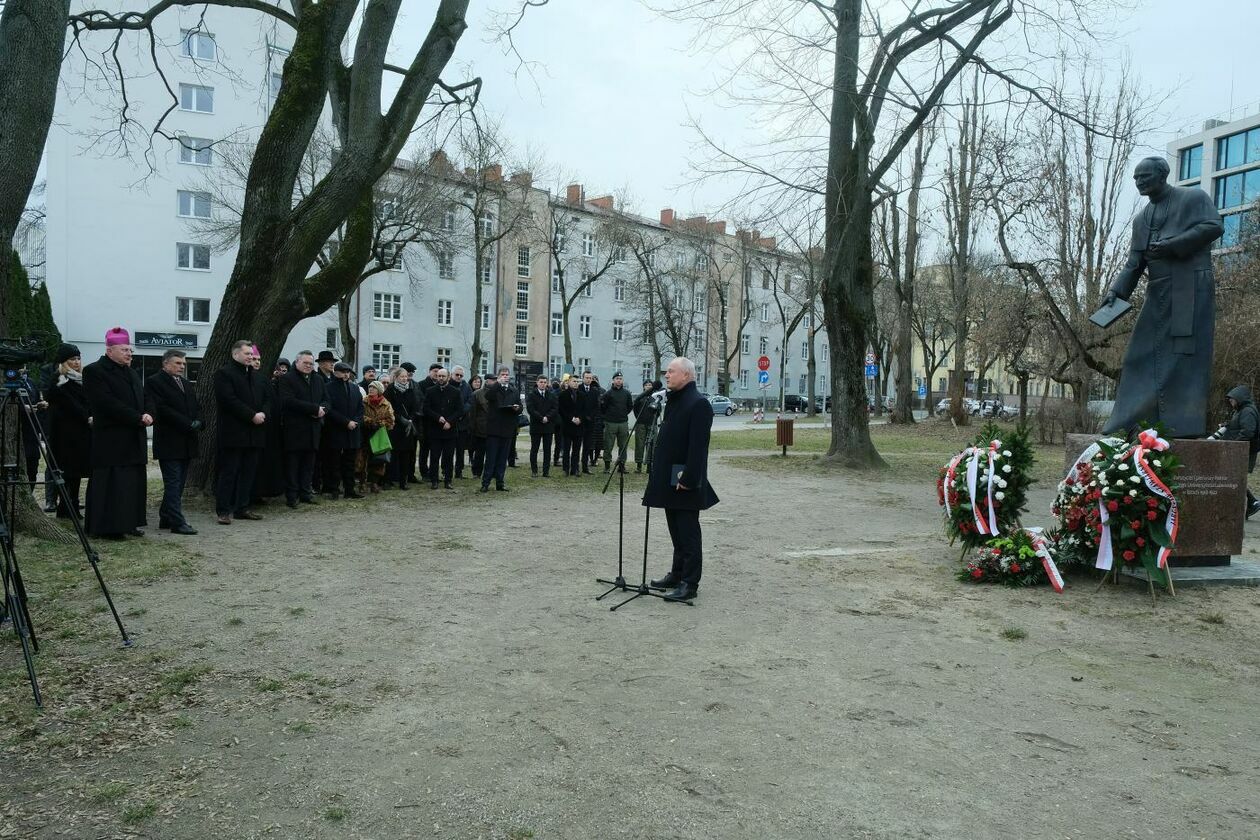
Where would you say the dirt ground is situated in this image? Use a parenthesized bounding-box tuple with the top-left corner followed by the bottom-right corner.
(3, 434, 1260, 839)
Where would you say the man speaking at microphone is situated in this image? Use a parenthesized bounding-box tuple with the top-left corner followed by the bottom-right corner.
(644, 357, 719, 602)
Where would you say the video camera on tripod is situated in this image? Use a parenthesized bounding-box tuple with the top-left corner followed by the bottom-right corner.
(0, 336, 45, 391)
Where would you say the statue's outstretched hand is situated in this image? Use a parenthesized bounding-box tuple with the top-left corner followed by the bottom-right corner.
(1102, 290, 1117, 307)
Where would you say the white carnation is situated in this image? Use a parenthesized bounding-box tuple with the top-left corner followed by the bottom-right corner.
(1153, 459, 1162, 467)
(1118, 463, 1129, 471)
(1130, 476, 1141, 484)
(995, 491, 1005, 500)
(1002, 465, 1012, 473)
(1003, 450, 1011, 457)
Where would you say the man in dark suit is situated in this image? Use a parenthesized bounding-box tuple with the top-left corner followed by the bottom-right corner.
(526, 374, 558, 477)
(82, 327, 152, 539)
(145, 349, 201, 534)
(278, 350, 329, 507)
(576, 370, 600, 474)
(214, 340, 272, 524)
(643, 357, 719, 602)
(423, 367, 464, 489)
(480, 367, 522, 493)
(323, 361, 365, 499)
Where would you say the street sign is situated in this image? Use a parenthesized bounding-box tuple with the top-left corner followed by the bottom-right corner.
(757, 355, 771, 371)
(757, 370, 770, 386)
(865, 364, 878, 378)
(918, 383, 927, 399)
(864, 352, 876, 366)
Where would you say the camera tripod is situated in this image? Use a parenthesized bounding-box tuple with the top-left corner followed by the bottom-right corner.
(0, 383, 131, 707)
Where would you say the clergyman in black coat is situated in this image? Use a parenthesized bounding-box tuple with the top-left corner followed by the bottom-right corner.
(144, 349, 202, 535)
(277, 351, 329, 506)
(423, 368, 465, 488)
(213, 340, 272, 523)
(321, 362, 365, 499)
(526, 374, 559, 477)
(643, 358, 719, 602)
(82, 329, 151, 539)
(480, 367, 523, 492)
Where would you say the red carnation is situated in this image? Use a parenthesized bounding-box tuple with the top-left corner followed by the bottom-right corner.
(992, 548, 1002, 557)
(971, 568, 983, 579)
(1010, 563, 1021, 573)
(1136, 537, 1146, 547)
(1122, 549, 1136, 562)
(1107, 500, 1119, 512)
(1123, 496, 1133, 505)
(1147, 498, 1158, 508)
(1130, 519, 1142, 530)
(1147, 510, 1158, 521)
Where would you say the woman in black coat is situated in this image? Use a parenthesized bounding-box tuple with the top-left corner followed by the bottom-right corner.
(45, 344, 91, 518)
(383, 367, 419, 489)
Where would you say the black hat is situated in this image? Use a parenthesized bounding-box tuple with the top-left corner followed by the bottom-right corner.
(400, 361, 417, 373)
(276, 357, 291, 369)
(428, 363, 442, 371)
(362, 364, 377, 374)
(54, 343, 81, 365)
(316, 350, 338, 362)
(333, 361, 353, 373)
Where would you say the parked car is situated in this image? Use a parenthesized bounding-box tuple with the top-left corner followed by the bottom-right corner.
(782, 394, 811, 413)
(706, 394, 737, 416)
(934, 397, 981, 417)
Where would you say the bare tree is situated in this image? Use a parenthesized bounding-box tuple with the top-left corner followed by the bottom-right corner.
(910, 267, 956, 413)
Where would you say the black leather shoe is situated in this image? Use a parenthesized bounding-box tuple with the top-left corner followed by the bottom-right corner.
(344, 491, 365, 500)
(650, 573, 679, 590)
(479, 486, 490, 493)
(1248, 500, 1260, 520)
(444, 483, 454, 490)
(431, 483, 440, 490)
(126, 528, 145, 538)
(171, 524, 198, 535)
(300, 496, 320, 505)
(663, 583, 697, 602)
(286, 498, 298, 509)
(496, 485, 509, 492)
(235, 510, 264, 521)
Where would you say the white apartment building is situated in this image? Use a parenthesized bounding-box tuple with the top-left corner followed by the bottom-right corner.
(41, 4, 827, 401)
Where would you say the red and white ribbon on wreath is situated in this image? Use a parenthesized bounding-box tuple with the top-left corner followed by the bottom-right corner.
(1062, 437, 1122, 572)
(1132, 428, 1178, 569)
(1026, 527, 1065, 594)
(984, 440, 1000, 536)
(942, 450, 969, 519)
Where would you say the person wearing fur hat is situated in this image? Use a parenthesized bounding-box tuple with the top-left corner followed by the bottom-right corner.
(45, 343, 91, 518)
(82, 328, 151, 539)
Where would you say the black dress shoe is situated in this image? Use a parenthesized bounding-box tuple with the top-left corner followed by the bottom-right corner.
(444, 483, 454, 490)
(650, 573, 679, 590)
(663, 583, 697, 602)
(300, 496, 320, 505)
(479, 486, 490, 493)
(344, 491, 365, 500)
(235, 510, 264, 521)
(496, 485, 509, 492)
(1248, 500, 1260, 520)
(286, 498, 299, 509)
(431, 483, 440, 490)
(171, 524, 198, 535)
(126, 528, 145, 538)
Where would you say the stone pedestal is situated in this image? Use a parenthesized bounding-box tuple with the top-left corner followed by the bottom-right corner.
(1064, 435, 1248, 567)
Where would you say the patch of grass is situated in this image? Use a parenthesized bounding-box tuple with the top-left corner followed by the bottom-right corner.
(157, 665, 212, 697)
(433, 536, 473, 551)
(287, 720, 316, 734)
(1000, 627, 1028, 641)
(226, 616, 244, 626)
(508, 830, 536, 840)
(288, 606, 306, 617)
(372, 679, 399, 695)
(89, 781, 131, 804)
(120, 801, 157, 824)
(1198, 612, 1226, 625)
(255, 677, 285, 692)
(171, 715, 194, 729)
(324, 806, 348, 822)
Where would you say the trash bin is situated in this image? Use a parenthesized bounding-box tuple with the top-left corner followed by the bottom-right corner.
(775, 416, 794, 455)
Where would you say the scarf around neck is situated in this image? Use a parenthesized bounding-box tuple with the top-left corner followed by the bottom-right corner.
(58, 369, 83, 386)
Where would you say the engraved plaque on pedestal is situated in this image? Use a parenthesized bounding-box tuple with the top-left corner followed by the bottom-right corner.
(1064, 435, 1247, 566)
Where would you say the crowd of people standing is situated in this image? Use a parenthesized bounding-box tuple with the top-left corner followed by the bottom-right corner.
(14, 329, 665, 540)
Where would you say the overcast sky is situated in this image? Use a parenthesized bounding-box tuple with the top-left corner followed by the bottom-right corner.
(390, 0, 1260, 218)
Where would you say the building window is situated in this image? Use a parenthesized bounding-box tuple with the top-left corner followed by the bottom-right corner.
(578, 356, 591, 373)
(1221, 210, 1256, 248)
(939, 377, 947, 393)
(436, 347, 452, 367)
(612, 319, 624, 342)
(549, 356, 564, 379)
(694, 291, 706, 312)
(645, 250, 656, 269)
(551, 264, 562, 292)
(515, 325, 529, 357)
(176, 242, 210, 270)
(177, 190, 211, 219)
(268, 71, 283, 104)
(372, 292, 402, 321)
(760, 303, 769, 322)
(761, 270, 770, 290)
(437, 299, 453, 326)
(478, 356, 490, 376)
(554, 232, 566, 253)
(799, 374, 807, 393)
(579, 315, 591, 339)
(517, 245, 531, 278)
(516, 281, 530, 320)
(1179, 144, 1203, 181)
(674, 252, 686, 270)
(481, 303, 492, 330)
(801, 341, 809, 360)
(613, 245, 626, 263)
(479, 256, 492, 285)
(694, 253, 709, 271)
(613, 277, 625, 302)
(582, 233, 595, 257)
(438, 249, 454, 279)
(1215, 127, 1260, 171)
(180, 30, 217, 61)
(739, 369, 748, 389)
(582, 274, 593, 297)
(178, 83, 214, 113)
(325, 328, 338, 349)
(478, 214, 494, 238)
(759, 336, 768, 355)
(819, 374, 826, 392)
(611, 359, 624, 376)
(1213, 169, 1260, 210)
(381, 242, 405, 270)
(177, 136, 213, 166)
(694, 328, 705, 351)
(821, 344, 828, 361)
(641, 360, 653, 382)
(740, 334, 750, 354)
(372, 343, 401, 370)
(551, 311, 564, 337)
(176, 297, 210, 324)
(442, 209, 456, 231)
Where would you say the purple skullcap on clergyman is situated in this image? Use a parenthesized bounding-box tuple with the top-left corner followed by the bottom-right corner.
(251, 345, 261, 357)
(105, 327, 130, 346)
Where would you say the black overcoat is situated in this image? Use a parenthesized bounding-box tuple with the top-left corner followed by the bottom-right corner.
(82, 356, 147, 468)
(526, 387, 559, 433)
(600, 386, 633, 423)
(642, 381, 719, 511)
(485, 382, 522, 438)
(423, 384, 464, 440)
(145, 371, 201, 461)
(46, 376, 91, 476)
(1105, 185, 1224, 437)
(278, 369, 329, 452)
(214, 361, 271, 450)
(576, 384, 600, 422)
(558, 387, 581, 427)
(324, 377, 365, 450)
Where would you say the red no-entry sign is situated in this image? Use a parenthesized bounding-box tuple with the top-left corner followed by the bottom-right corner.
(757, 355, 771, 371)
